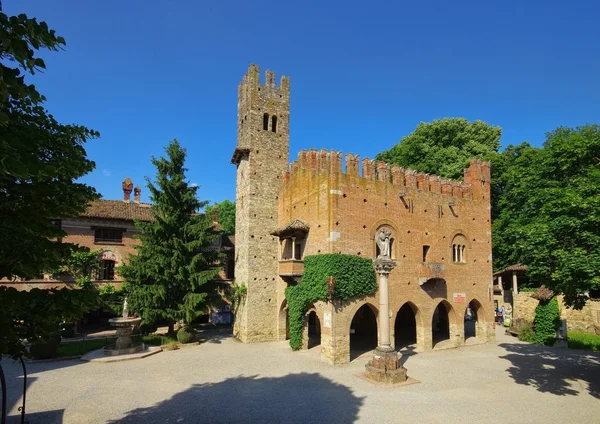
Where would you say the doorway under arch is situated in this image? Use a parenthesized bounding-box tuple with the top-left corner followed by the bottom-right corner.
(279, 300, 289, 341)
(350, 304, 378, 361)
(307, 310, 321, 349)
(464, 299, 486, 343)
(432, 301, 453, 348)
(394, 303, 418, 350)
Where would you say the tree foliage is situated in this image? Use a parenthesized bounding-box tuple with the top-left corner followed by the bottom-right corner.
(52, 247, 103, 288)
(375, 118, 501, 180)
(285, 254, 376, 350)
(0, 286, 98, 359)
(205, 199, 236, 235)
(120, 140, 221, 328)
(0, 10, 99, 279)
(492, 125, 600, 308)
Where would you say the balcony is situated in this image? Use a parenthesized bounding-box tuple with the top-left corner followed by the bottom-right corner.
(279, 260, 304, 277)
(418, 262, 446, 285)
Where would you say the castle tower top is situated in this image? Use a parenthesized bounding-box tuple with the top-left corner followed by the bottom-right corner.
(232, 64, 290, 165)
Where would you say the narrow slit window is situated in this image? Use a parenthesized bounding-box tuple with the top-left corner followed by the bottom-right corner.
(423, 245, 430, 262)
(271, 115, 277, 133)
(263, 113, 269, 130)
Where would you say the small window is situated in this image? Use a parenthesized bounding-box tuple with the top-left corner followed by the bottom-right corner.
(263, 113, 269, 130)
(294, 242, 302, 260)
(95, 228, 124, 243)
(99, 260, 115, 280)
(422, 245, 430, 262)
(452, 244, 466, 263)
(271, 115, 277, 133)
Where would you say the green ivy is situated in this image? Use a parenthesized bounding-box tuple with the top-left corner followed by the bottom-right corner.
(285, 254, 376, 350)
(533, 296, 560, 345)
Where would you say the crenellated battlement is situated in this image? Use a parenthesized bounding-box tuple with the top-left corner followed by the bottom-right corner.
(283, 148, 490, 201)
(239, 64, 290, 98)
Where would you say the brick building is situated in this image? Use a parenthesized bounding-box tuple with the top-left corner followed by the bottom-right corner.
(232, 64, 494, 364)
(2, 179, 235, 300)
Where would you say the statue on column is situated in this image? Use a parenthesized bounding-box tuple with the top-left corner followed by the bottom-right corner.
(376, 228, 392, 259)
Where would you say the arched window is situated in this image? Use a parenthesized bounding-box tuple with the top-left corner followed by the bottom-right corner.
(263, 113, 269, 130)
(271, 115, 277, 133)
(451, 234, 467, 263)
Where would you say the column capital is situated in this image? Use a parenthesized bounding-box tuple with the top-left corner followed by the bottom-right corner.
(373, 259, 397, 275)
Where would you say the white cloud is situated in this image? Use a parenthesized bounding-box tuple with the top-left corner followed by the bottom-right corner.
(102, 169, 111, 177)
(190, 182, 199, 188)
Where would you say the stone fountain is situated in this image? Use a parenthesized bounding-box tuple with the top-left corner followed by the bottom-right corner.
(103, 297, 144, 356)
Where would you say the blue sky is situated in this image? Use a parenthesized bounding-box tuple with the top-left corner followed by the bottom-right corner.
(7, 0, 600, 204)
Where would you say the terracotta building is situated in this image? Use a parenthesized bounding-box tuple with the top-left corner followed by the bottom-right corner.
(232, 64, 495, 364)
(2, 179, 235, 298)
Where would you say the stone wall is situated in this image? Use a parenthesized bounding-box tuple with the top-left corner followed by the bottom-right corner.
(513, 291, 600, 334)
(233, 64, 290, 343)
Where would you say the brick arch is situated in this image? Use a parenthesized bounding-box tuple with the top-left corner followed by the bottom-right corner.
(431, 299, 460, 349)
(302, 304, 322, 350)
(278, 299, 289, 341)
(392, 301, 426, 351)
(98, 250, 122, 265)
(448, 230, 471, 249)
(344, 301, 379, 335)
(464, 297, 489, 341)
(370, 219, 400, 259)
(432, 299, 458, 325)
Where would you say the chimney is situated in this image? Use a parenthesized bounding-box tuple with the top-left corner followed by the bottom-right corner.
(134, 185, 141, 203)
(122, 178, 133, 201)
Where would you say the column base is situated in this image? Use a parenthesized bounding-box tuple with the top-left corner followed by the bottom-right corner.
(364, 347, 408, 384)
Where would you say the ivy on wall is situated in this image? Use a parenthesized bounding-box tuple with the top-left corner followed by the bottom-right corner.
(532, 296, 560, 345)
(285, 254, 377, 350)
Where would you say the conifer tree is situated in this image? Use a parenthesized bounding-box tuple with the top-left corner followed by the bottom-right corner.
(120, 140, 221, 332)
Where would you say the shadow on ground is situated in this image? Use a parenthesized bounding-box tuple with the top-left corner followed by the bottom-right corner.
(195, 326, 233, 345)
(499, 342, 600, 398)
(7, 409, 65, 424)
(109, 373, 364, 423)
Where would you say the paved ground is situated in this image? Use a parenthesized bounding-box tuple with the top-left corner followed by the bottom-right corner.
(3, 326, 599, 423)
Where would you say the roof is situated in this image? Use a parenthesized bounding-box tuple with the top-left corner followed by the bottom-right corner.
(80, 200, 154, 222)
(493, 264, 528, 276)
(271, 219, 310, 237)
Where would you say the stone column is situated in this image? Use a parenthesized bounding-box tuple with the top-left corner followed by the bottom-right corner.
(365, 259, 407, 384)
(498, 275, 503, 296)
(377, 261, 393, 349)
(512, 272, 518, 294)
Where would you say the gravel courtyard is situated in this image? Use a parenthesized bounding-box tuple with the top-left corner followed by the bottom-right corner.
(3, 327, 599, 424)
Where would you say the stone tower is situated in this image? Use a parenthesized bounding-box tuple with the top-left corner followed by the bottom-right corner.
(231, 64, 290, 343)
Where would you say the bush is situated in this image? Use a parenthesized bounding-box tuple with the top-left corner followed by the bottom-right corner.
(533, 296, 560, 345)
(568, 332, 600, 351)
(518, 327, 535, 342)
(60, 322, 76, 338)
(285, 254, 376, 350)
(49, 331, 62, 345)
(29, 338, 58, 359)
(177, 326, 195, 344)
(138, 322, 158, 335)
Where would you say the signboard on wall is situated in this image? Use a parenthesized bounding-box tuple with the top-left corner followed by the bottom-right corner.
(453, 292, 467, 303)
